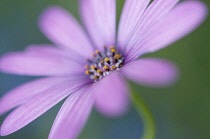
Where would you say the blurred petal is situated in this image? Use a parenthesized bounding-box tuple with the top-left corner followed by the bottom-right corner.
(25, 44, 68, 56)
(122, 58, 178, 87)
(39, 6, 94, 58)
(25, 45, 86, 63)
(80, 0, 116, 49)
(124, 0, 179, 61)
(118, 0, 150, 49)
(49, 86, 93, 139)
(93, 72, 129, 117)
(0, 80, 87, 136)
(129, 1, 208, 60)
(0, 77, 70, 115)
(0, 46, 84, 76)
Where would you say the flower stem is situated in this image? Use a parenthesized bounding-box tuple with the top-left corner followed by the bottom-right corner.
(130, 87, 156, 139)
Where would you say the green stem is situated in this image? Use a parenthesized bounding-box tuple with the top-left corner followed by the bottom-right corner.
(130, 87, 156, 139)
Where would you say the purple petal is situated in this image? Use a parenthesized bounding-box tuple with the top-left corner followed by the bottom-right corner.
(49, 86, 93, 139)
(122, 58, 178, 87)
(128, 1, 208, 61)
(80, 0, 116, 49)
(0, 80, 87, 136)
(25, 44, 68, 56)
(25, 45, 86, 64)
(118, 0, 150, 49)
(93, 72, 129, 117)
(133, 1, 208, 59)
(123, 0, 179, 61)
(39, 6, 94, 58)
(0, 77, 70, 115)
(0, 46, 84, 76)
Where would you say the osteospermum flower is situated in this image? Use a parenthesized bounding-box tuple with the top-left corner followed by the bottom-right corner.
(0, 0, 207, 138)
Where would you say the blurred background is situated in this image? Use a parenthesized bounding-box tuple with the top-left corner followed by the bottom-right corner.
(0, 0, 210, 139)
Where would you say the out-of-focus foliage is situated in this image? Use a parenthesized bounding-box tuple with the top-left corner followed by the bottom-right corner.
(131, 87, 155, 139)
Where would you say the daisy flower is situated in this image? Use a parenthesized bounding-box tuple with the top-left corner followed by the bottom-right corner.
(0, 0, 207, 139)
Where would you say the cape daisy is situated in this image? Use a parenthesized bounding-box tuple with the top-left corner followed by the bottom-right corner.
(0, 0, 207, 139)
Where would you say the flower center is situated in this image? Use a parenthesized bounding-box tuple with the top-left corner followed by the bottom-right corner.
(85, 46, 124, 82)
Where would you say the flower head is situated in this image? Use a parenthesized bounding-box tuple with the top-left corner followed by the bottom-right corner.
(0, 0, 207, 139)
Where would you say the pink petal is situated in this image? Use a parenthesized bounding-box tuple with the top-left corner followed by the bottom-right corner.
(0, 46, 84, 76)
(0, 80, 87, 136)
(0, 77, 70, 115)
(118, 0, 150, 49)
(39, 6, 94, 58)
(80, 0, 116, 49)
(25, 45, 86, 64)
(49, 86, 93, 139)
(25, 44, 68, 56)
(128, 1, 208, 61)
(93, 72, 129, 117)
(123, 0, 179, 61)
(122, 58, 178, 87)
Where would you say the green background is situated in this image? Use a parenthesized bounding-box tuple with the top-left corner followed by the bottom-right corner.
(0, 0, 209, 139)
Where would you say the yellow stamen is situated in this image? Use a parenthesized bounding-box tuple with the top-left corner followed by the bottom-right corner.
(97, 70, 102, 74)
(91, 66, 97, 70)
(100, 60, 104, 63)
(85, 71, 90, 75)
(92, 53, 96, 57)
(105, 58, 109, 62)
(112, 66, 116, 69)
(85, 65, 89, 69)
(114, 54, 122, 59)
(93, 75, 99, 79)
(104, 65, 109, 70)
(111, 48, 116, 53)
(95, 50, 100, 54)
